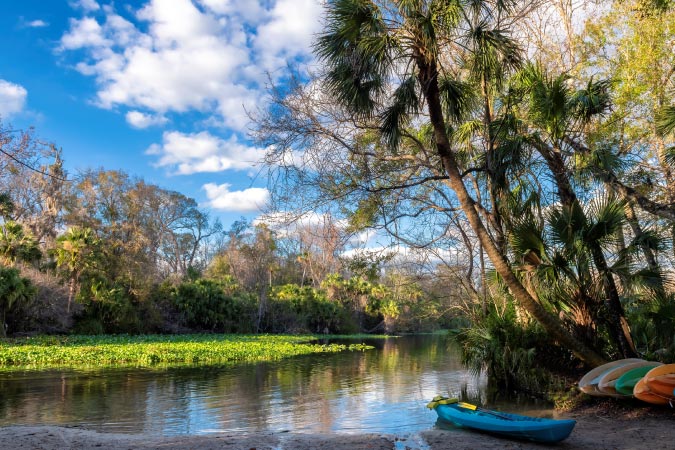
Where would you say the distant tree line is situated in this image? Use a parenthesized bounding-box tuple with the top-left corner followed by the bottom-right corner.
(0, 124, 461, 337)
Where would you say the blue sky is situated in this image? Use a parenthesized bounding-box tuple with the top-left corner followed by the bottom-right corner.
(0, 0, 323, 229)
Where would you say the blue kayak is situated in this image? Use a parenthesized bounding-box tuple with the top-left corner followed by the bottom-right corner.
(434, 403, 576, 443)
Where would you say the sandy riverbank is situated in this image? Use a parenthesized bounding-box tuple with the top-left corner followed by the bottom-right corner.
(2, 402, 673, 450)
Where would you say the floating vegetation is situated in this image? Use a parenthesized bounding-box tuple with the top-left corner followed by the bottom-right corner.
(0, 334, 373, 369)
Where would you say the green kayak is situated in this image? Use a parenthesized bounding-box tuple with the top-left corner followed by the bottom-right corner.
(615, 364, 663, 396)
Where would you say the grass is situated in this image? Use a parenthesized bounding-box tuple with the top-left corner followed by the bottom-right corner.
(0, 334, 374, 369)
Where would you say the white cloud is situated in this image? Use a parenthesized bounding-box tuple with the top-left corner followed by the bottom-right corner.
(70, 0, 100, 12)
(60, 17, 111, 49)
(0, 80, 28, 117)
(255, 0, 324, 71)
(27, 19, 49, 28)
(125, 110, 168, 128)
(256, 211, 351, 239)
(60, 0, 323, 132)
(197, 0, 265, 22)
(203, 183, 269, 212)
(147, 130, 264, 174)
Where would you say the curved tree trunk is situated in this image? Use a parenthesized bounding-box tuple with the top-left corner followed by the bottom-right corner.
(416, 56, 607, 367)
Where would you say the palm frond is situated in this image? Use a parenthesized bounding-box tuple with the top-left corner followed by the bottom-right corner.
(438, 76, 476, 123)
(380, 76, 420, 150)
(430, 0, 461, 31)
(584, 194, 626, 244)
(315, 0, 393, 116)
(452, 119, 483, 147)
(569, 78, 612, 123)
(575, 142, 627, 175)
(664, 146, 675, 167)
(656, 105, 675, 136)
(490, 135, 529, 189)
(510, 62, 544, 92)
(547, 203, 587, 251)
(467, 21, 522, 89)
(509, 216, 545, 265)
(398, 0, 424, 16)
(630, 227, 666, 252)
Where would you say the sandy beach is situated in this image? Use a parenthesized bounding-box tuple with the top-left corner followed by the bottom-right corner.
(2, 402, 673, 450)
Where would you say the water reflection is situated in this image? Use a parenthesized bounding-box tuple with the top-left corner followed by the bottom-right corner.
(0, 335, 551, 436)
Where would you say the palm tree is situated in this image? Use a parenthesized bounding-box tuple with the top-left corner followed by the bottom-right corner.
(0, 221, 42, 266)
(656, 105, 675, 137)
(54, 226, 101, 313)
(0, 266, 36, 338)
(510, 64, 638, 357)
(510, 193, 641, 356)
(316, 0, 605, 365)
(0, 192, 13, 219)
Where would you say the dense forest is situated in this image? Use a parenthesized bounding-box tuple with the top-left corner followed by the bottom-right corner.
(2, 0, 675, 390)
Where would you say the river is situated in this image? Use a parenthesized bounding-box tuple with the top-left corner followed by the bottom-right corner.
(0, 334, 555, 436)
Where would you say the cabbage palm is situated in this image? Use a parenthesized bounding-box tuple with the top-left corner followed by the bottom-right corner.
(656, 105, 675, 137)
(510, 64, 638, 357)
(0, 266, 36, 338)
(54, 226, 101, 313)
(0, 221, 42, 266)
(0, 192, 13, 219)
(316, 0, 605, 365)
(657, 104, 675, 168)
(510, 194, 638, 356)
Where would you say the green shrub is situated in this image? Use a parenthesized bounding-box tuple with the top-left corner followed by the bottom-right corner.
(268, 284, 347, 333)
(453, 301, 573, 396)
(171, 279, 255, 333)
(74, 279, 143, 334)
(627, 292, 675, 362)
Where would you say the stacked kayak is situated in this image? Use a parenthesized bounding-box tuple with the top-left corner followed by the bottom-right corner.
(428, 397, 575, 443)
(597, 361, 662, 397)
(633, 364, 675, 406)
(578, 358, 646, 396)
(579, 360, 675, 405)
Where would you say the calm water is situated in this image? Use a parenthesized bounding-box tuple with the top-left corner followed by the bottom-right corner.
(0, 335, 555, 436)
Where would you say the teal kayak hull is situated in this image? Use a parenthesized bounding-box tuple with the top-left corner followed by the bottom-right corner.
(435, 404, 576, 443)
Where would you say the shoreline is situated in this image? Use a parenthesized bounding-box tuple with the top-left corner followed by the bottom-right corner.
(2, 403, 673, 450)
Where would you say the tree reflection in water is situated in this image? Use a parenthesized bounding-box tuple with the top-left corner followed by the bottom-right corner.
(0, 335, 552, 435)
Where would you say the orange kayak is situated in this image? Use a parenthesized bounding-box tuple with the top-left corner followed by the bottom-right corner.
(634, 377, 673, 406)
(644, 364, 675, 399)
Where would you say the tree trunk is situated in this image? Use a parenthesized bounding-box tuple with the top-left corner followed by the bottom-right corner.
(624, 202, 662, 286)
(0, 306, 6, 338)
(416, 56, 607, 367)
(655, 136, 675, 257)
(479, 242, 487, 316)
(256, 286, 267, 333)
(590, 246, 637, 357)
(67, 277, 76, 313)
(482, 76, 507, 255)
